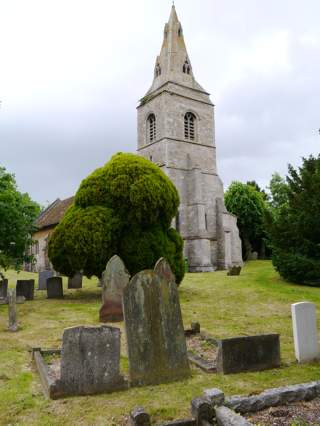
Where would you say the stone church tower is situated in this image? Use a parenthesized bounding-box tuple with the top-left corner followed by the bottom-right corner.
(137, 6, 242, 271)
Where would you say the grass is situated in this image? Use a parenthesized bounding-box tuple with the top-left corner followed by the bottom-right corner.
(0, 261, 320, 425)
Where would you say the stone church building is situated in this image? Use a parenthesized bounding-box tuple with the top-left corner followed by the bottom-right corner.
(137, 6, 242, 271)
(30, 5, 242, 273)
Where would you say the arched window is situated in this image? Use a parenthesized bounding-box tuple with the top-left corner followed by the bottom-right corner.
(184, 112, 196, 140)
(178, 26, 182, 37)
(147, 114, 156, 142)
(183, 59, 191, 75)
(155, 62, 161, 77)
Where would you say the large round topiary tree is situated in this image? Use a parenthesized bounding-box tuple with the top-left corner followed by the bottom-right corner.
(48, 153, 185, 284)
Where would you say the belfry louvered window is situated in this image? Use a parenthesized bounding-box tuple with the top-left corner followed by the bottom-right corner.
(183, 59, 191, 75)
(147, 114, 156, 142)
(184, 112, 196, 140)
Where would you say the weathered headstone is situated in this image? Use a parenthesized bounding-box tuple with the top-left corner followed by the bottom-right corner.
(227, 266, 242, 276)
(99, 255, 130, 323)
(60, 325, 126, 395)
(68, 272, 82, 289)
(38, 270, 54, 290)
(216, 334, 280, 374)
(47, 277, 63, 299)
(8, 289, 18, 332)
(123, 258, 190, 386)
(0, 279, 8, 299)
(16, 279, 35, 300)
(291, 302, 320, 362)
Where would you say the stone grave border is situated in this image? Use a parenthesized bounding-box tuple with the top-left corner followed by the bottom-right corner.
(32, 348, 62, 399)
(129, 381, 320, 425)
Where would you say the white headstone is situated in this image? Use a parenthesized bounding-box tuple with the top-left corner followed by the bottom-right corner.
(291, 302, 319, 362)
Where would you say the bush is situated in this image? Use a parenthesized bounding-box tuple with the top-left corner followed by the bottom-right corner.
(48, 153, 185, 283)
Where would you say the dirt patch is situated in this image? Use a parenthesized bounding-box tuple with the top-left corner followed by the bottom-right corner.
(186, 335, 217, 362)
(246, 397, 320, 425)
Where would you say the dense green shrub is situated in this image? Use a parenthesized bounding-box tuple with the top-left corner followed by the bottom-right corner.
(49, 153, 185, 284)
(270, 155, 320, 284)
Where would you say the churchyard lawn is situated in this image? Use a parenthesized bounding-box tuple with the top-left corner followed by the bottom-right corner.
(0, 260, 320, 425)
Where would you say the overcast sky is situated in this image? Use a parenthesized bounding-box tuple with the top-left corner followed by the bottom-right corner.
(0, 0, 319, 205)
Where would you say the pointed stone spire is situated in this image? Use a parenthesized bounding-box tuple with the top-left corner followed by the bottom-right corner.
(146, 6, 205, 95)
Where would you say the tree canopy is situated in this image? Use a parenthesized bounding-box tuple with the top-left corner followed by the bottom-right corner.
(48, 153, 185, 283)
(225, 181, 269, 259)
(270, 155, 320, 284)
(0, 167, 40, 270)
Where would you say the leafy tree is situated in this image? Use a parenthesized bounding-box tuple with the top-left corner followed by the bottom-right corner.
(49, 153, 185, 284)
(267, 172, 289, 211)
(225, 181, 268, 259)
(0, 167, 40, 271)
(270, 155, 320, 284)
(246, 180, 268, 200)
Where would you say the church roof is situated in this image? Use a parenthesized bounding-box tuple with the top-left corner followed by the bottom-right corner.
(146, 5, 207, 96)
(35, 196, 74, 230)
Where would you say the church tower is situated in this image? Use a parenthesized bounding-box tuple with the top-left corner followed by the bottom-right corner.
(137, 6, 242, 271)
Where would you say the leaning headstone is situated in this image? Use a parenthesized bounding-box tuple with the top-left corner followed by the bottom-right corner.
(16, 279, 35, 300)
(291, 302, 320, 362)
(68, 272, 82, 289)
(99, 255, 130, 323)
(8, 289, 18, 332)
(123, 258, 190, 386)
(60, 325, 126, 395)
(47, 277, 63, 299)
(0, 279, 8, 299)
(216, 334, 280, 374)
(227, 266, 242, 276)
(38, 270, 54, 290)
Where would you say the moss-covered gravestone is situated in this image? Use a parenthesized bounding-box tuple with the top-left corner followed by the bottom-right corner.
(123, 258, 190, 386)
(99, 255, 130, 323)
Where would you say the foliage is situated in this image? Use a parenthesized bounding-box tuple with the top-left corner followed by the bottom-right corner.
(267, 172, 289, 212)
(270, 155, 320, 284)
(225, 181, 268, 259)
(49, 153, 185, 283)
(0, 167, 40, 271)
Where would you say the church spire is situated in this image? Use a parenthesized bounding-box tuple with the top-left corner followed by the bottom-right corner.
(146, 5, 205, 95)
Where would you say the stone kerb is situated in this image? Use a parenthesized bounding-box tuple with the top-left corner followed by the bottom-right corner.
(99, 255, 130, 323)
(123, 258, 190, 386)
(60, 325, 126, 395)
(291, 301, 320, 362)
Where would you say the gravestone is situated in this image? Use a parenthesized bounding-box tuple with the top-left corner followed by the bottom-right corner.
(47, 277, 63, 299)
(16, 279, 34, 300)
(99, 255, 130, 322)
(123, 258, 190, 386)
(60, 325, 126, 395)
(8, 289, 18, 332)
(68, 272, 82, 289)
(291, 302, 320, 362)
(227, 266, 242, 276)
(0, 279, 8, 299)
(216, 334, 280, 374)
(38, 270, 54, 290)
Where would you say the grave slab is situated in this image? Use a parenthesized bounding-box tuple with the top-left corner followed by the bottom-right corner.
(0, 279, 8, 299)
(291, 302, 320, 362)
(16, 279, 34, 300)
(47, 277, 63, 299)
(216, 334, 280, 374)
(38, 270, 54, 290)
(68, 272, 82, 289)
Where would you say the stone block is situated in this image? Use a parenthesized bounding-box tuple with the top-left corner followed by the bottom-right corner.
(216, 334, 280, 374)
(215, 406, 252, 425)
(99, 255, 130, 323)
(129, 407, 151, 426)
(190, 397, 213, 425)
(38, 270, 54, 290)
(60, 325, 126, 395)
(0, 279, 8, 299)
(47, 277, 63, 299)
(123, 258, 190, 386)
(291, 302, 320, 362)
(203, 388, 225, 406)
(67, 272, 82, 289)
(16, 279, 34, 300)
